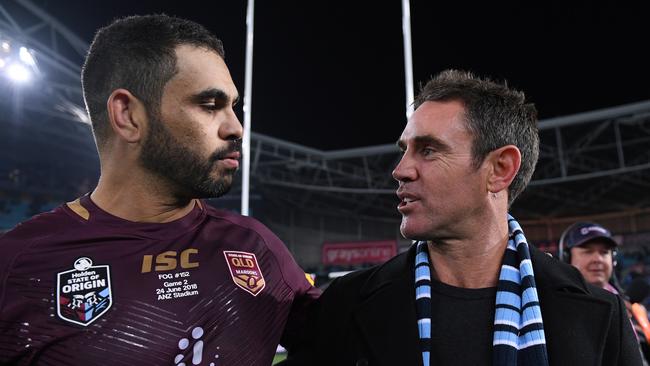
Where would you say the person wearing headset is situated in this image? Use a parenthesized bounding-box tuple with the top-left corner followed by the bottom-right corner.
(558, 222, 621, 293)
(560, 222, 650, 364)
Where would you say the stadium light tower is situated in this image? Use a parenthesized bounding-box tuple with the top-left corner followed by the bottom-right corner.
(0, 34, 39, 84)
(0, 0, 91, 123)
(6, 62, 31, 82)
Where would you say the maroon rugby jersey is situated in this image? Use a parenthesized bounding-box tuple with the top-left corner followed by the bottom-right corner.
(0, 195, 319, 365)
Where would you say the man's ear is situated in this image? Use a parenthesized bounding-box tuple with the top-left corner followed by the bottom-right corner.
(485, 145, 521, 194)
(106, 88, 147, 143)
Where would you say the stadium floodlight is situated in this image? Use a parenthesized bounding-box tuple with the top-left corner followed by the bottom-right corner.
(1, 39, 9, 70)
(19, 46, 36, 66)
(6, 62, 31, 82)
(0, 36, 39, 84)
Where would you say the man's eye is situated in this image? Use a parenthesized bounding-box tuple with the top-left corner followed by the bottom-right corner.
(201, 103, 220, 111)
(421, 147, 435, 156)
(201, 99, 228, 111)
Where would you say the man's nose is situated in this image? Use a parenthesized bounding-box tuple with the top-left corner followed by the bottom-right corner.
(392, 155, 417, 183)
(219, 110, 243, 140)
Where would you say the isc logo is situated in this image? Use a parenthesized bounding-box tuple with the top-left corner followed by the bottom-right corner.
(141, 249, 199, 273)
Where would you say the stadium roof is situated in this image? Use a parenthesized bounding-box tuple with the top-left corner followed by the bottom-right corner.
(1, 0, 649, 222)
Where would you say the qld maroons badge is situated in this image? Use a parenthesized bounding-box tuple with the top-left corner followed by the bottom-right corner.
(56, 257, 113, 326)
(223, 251, 266, 296)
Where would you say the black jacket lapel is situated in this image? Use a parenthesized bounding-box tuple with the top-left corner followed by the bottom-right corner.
(353, 245, 422, 366)
(345, 245, 615, 365)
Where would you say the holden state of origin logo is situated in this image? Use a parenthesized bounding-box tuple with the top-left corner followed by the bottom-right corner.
(56, 257, 113, 326)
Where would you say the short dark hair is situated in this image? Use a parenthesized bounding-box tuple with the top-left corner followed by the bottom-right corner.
(82, 14, 225, 147)
(414, 70, 539, 206)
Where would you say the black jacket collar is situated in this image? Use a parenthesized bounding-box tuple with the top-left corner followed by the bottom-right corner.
(352, 242, 611, 366)
(359, 242, 591, 299)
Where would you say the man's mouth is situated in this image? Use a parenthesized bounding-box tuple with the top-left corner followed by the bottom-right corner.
(397, 192, 420, 210)
(217, 152, 241, 169)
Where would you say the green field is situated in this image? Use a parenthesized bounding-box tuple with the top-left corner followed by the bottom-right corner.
(273, 352, 287, 364)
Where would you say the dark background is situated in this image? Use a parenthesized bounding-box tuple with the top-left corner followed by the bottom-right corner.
(41, 1, 649, 149)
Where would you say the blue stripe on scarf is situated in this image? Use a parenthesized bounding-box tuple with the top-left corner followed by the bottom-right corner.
(414, 215, 549, 366)
(500, 265, 520, 283)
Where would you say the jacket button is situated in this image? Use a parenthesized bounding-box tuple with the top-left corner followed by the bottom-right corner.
(356, 358, 368, 366)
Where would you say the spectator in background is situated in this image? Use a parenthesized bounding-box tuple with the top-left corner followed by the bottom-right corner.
(628, 277, 650, 306)
(625, 258, 648, 288)
(558, 222, 622, 293)
(559, 221, 649, 363)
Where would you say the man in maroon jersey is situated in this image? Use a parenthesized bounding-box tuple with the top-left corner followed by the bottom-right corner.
(0, 14, 318, 365)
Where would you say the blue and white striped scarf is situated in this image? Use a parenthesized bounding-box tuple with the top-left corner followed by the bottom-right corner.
(414, 214, 549, 366)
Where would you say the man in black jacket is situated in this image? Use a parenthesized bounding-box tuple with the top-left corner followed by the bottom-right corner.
(284, 70, 641, 365)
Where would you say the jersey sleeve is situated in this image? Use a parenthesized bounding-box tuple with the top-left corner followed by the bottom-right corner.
(0, 230, 22, 310)
(244, 217, 322, 349)
(0, 208, 70, 310)
(0, 223, 40, 309)
(245, 217, 319, 297)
